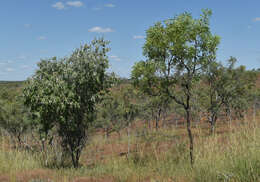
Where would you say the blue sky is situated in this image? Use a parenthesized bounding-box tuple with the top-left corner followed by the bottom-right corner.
(1, 0, 260, 81)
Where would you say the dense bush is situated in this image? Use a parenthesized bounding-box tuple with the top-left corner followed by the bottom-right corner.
(23, 38, 113, 167)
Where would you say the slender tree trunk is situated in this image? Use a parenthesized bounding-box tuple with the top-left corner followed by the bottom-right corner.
(162, 111, 167, 128)
(127, 123, 130, 155)
(70, 147, 81, 168)
(41, 139, 45, 152)
(155, 118, 159, 131)
(71, 152, 77, 168)
(210, 114, 217, 135)
(75, 150, 80, 167)
(210, 121, 215, 135)
(186, 108, 194, 166)
(155, 108, 161, 131)
(105, 128, 109, 139)
(156, 108, 162, 130)
(228, 108, 232, 128)
(17, 132, 22, 148)
(253, 98, 256, 123)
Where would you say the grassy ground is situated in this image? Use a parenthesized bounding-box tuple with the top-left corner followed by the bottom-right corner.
(0, 118, 260, 182)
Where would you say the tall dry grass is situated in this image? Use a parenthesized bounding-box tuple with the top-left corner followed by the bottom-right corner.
(0, 119, 259, 182)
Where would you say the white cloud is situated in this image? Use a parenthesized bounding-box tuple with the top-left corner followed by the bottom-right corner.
(0, 60, 13, 65)
(92, 7, 102, 11)
(133, 35, 145, 39)
(254, 17, 260, 22)
(88, 26, 114, 33)
(52, 2, 65, 10)
(67, 1, 83, 7)
(110, 55, 121, 61)
(17, 55, 27, 60)
(6, 68, 15, 72)
(40, 49, 48, 53)
(105, 4, 115, 8)
(6, 60, 13, 64)
(38, 36, 46, 40)
(21, 65, 30, 69)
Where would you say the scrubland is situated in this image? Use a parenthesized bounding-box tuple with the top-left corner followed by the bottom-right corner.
(0, 117, 259, 182)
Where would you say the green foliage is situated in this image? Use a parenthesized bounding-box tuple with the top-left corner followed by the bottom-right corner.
(141, 94, 171, 130)
(133, 9, 220, 98)
(95, 83, 140, 139)
(201, 57, 257, 134)
(119, 85, 140, 125)
(223, 59, 257, 118)
(23, 38, 113, 168)
(132, 9, 220, 114)
(96, 91, 124, 137)
(0, 99, 31, 144)
(132, 9, 220, 165)
(0, 87, 32, 147)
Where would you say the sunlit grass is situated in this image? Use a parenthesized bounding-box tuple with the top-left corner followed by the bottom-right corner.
(0, 119, 260, 182)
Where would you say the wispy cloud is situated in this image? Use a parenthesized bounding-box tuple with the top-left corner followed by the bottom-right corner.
(21, 65, 30, 69)
(93, 7, 102, 11)
(52, 2, 65, 10)
(110, 55, 121, 61)
(88, 26, 114, 33)
(105, 4, 115, 8)
(0, 60, 13, 65)
(92, 3, 115, 11)
(67, 1, 83, 7)
(5, 68, 15, 72)
(133, 35, 145, 39)
(6, 60, 13, 64)
(52, 1, 83, 10)
(253, 17, 260, 22)
(92, 7, 102, 11)
(38, 36, 46, 40)
(40, 49, 48, 53)
(17, 55, 27, 60)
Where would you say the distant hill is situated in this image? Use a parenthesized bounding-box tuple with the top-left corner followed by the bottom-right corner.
(0, 81, 24, 84)
(0, 81, 25, 90)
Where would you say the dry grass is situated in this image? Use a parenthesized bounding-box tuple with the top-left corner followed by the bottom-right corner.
(0, 117, 260, 182)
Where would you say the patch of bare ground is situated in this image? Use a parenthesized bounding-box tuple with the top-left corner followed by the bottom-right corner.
(0, 175, 9, 182)
(0, 169, 53, 182)
(73, 176, 114, 182)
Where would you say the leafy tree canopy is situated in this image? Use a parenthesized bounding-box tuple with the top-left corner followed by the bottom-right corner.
(23, 38, 113, 167)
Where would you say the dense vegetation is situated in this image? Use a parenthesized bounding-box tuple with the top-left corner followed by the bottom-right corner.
(0, 10, 260, 182)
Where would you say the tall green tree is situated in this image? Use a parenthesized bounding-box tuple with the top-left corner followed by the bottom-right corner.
(23, 38, 112, 168)
(132, 9, 220, 165)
